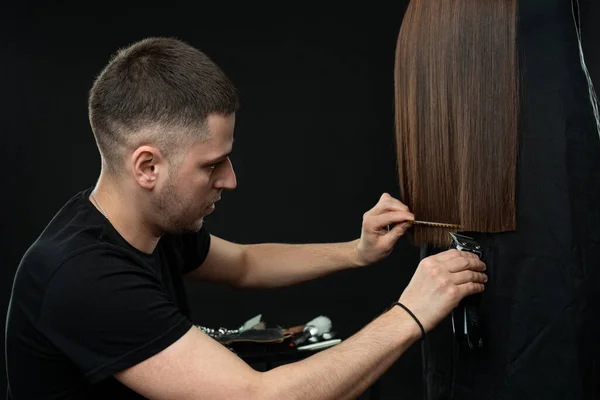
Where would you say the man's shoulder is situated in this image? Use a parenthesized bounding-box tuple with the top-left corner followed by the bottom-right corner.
(12, 238, 157, 324)
(14, 187, 140, 284)
(16, 232, 138, 292)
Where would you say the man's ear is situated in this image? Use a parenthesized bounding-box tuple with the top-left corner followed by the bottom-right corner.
(130, 145, 165, 189)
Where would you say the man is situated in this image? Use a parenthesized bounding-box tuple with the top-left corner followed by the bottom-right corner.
(5, 37, 487, 399)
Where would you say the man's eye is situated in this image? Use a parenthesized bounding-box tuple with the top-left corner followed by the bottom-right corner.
(207, 157, 229, 171)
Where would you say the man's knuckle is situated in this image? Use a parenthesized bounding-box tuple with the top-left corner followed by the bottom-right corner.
(437, 276, 450, 288)
(446, 285, 459, 298)
(420, 258, 433, 269)
(427, 264, 440, 277)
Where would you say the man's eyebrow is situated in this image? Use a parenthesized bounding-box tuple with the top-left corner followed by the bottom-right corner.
(205, 150, 232, 164)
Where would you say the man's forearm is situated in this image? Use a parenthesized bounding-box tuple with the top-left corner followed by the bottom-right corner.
(239, 240, 364, 288)
(257, 306, 421, 400)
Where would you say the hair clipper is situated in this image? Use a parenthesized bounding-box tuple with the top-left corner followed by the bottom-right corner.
(449, 232, 484, 350)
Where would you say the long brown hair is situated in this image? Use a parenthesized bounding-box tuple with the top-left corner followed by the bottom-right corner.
(394, 0, 519, 247)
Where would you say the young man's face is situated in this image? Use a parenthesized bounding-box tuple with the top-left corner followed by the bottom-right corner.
(154, 113, 237, 233)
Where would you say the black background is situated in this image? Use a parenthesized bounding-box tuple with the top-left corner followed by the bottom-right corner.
(2, 2, 599, 398)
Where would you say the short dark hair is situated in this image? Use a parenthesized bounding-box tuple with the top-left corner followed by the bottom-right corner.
(88, 37, 239, 173)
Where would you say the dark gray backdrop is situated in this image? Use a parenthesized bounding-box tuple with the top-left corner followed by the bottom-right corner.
(2, 2, 599, 399)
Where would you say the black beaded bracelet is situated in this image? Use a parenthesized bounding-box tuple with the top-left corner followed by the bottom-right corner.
(389, 301, 426, 340)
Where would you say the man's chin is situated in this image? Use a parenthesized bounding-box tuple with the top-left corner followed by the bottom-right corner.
(185, 218, 205, 233)
(193, 218, 205, 231)
(165, 218, 204, 235)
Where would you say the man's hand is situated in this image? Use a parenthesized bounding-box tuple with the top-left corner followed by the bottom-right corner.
(397, 249, 487, 332)
(355, 193, 415, 266)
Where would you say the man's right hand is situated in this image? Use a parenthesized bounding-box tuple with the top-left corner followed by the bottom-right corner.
(397, 249, 487, 333)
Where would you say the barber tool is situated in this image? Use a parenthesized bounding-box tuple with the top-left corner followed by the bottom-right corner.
(387, 220, 463, 232)
(238, 314, 263, 332)
(408, 220, 463, 229)
(291, 316, 332, 347)
(449, 232, 484, 350)
(197, 314, 263, 340)
(297, 338, 342, 351)
(321, 331, 336, 340)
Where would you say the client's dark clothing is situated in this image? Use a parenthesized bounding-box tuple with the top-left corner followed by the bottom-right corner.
(422, 1, 600, 399)
(5, 187, 211, 399)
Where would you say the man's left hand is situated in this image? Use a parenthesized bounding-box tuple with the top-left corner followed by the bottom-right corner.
(354, 193, 414, 266)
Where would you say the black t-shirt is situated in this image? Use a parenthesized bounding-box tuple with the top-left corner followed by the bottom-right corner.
(5, 187, 211, 399)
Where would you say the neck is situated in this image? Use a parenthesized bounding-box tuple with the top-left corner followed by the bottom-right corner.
(90, 175, 161, 254)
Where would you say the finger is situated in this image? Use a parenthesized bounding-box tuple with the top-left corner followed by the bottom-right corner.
(446, 255, 486, 273)
(457, 250, 480, 264)
(451, 270, 488, 285)
(434, 248, 479, 263)
(457, 282, 486, 297)
(432, 249, 464, 262)
(388, 221, 412, 237)
(368, 211, 415, 232)
(464, 256, 486, 272)
(369, 193, 410, 215)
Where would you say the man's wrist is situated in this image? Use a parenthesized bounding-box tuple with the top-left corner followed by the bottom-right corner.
(349, 239, 368, 268)
(384, 303, 423, 343)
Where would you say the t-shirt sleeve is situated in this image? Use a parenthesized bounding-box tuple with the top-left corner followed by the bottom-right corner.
(178, 225, 212, 274)
(38, 250, 194, 384)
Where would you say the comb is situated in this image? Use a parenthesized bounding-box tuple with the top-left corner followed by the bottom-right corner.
(408, 220, 463, 229)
